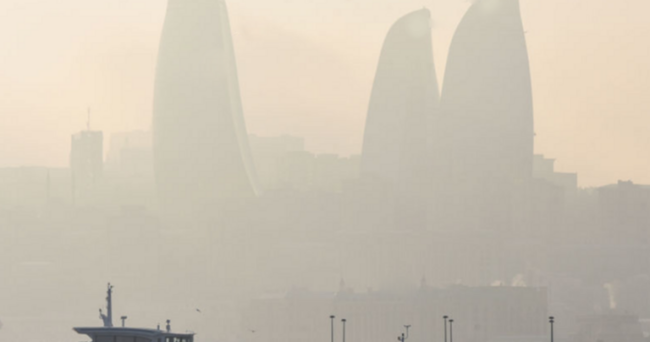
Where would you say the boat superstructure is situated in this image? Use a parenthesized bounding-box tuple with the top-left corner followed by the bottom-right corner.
(74, 284, 195, 342)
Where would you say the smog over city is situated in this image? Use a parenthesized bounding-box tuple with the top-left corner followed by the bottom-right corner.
(1, 0, 650, 341)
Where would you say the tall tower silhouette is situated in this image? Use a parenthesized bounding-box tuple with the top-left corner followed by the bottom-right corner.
(153, 0, 260, 217)
(441, 0, 534, 232)
(360, 9, 442, 230)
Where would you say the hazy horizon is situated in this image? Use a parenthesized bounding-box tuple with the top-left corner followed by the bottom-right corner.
(1, 0, 650, 187)
(3, 1, 650, 342)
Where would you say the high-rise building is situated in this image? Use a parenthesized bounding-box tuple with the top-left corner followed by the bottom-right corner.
(441, 0, 534, 233)
(442, 0, 533, 184)
(70, 130, 103, 186)
(153, 0, 260, 217)
(70, 129, 104, 206)
(360, 9, 441, 230)
(106, 130, 153, 177)
(361, 8, 439, 184)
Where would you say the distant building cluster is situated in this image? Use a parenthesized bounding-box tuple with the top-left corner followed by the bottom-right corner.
(249, 134, 360, 193)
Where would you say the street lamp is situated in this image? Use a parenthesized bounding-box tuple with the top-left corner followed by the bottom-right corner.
(397, 325, 410, 342)
(549, 316, 555, 342)
(330, 315, 336, 342)
(342, 319, 347, 342)
(443, 316, 449, 342)
(449, 319, 454, 342)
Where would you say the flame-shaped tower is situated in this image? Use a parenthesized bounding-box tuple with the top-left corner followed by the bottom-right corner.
(153, 0, 260, 216)
(360, 9, 442, 229)
(441, 0, 534, 232)
(361, 8, 440, 184)
(442, 0, 533, 186)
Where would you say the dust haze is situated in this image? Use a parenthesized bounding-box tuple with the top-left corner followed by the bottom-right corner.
(1, 0, 650, 342)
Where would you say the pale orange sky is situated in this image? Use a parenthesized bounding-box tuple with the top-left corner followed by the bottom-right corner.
(0, 0, 649, 187)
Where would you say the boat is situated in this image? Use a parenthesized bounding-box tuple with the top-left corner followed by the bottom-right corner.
(74, 283, 195, 342)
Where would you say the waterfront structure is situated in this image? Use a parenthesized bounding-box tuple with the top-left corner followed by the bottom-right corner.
(153, 0, 260, 216)
(242, 285, 548, 342)
(574, 313, 645, 342)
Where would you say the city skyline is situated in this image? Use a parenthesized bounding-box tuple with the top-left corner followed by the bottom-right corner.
(2, 1, 650, 341)
(1, 0, 650, 186)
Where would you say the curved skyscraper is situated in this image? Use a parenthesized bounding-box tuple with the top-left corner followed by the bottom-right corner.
(360, 9, 442, 229)
(441, 0, 533, 185)
(153, 0, 260, 217)
(361, 8, 440, 183)
(441, 0, 534, 233)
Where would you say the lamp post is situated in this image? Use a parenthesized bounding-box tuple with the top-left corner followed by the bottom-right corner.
(404, 325, 411, 340)
(342, 319, 347, 342)
(549, 316, 554, 342)
(449, 319, 454, 342)
(443, 316, 449, 342)
(330, 315, 335, 342)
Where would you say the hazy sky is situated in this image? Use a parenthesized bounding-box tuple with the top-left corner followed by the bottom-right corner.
(1, 0, 649, 187)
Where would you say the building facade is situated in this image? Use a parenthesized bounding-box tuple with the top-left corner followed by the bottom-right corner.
(153, 0, 260, 218)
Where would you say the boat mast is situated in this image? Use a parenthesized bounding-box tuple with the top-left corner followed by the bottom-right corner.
(106, 283, 114, 327)
(100, 283, 114, 327)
